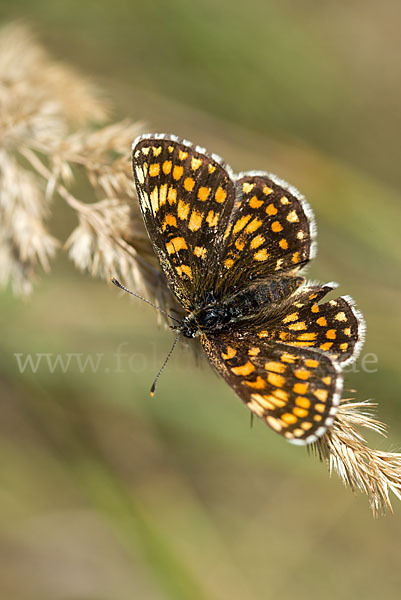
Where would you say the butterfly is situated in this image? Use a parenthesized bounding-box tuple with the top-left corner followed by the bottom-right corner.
(129, 133, 365, 445)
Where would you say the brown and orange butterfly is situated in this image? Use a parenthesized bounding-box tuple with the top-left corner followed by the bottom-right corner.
(127, 133, 365, 445)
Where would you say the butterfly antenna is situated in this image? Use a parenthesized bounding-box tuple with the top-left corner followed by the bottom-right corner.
(150, 332, 181, 397)
(111, 277, 181, 325)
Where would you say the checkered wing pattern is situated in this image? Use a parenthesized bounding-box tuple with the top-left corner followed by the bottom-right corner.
(215, 172, 315, 296)
(265, 283, 365, 366)
(201, 333, 342, 444)
(133, 134, 236, 310)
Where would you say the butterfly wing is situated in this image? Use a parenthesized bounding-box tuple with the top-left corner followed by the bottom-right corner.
(214, 172, 315, 297)
(132, 134, 236, 310)
(201, 332, 342, 444)
(264, 282, 365, 366)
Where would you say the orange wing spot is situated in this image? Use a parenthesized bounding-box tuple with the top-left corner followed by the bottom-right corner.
(251, 394, 276, 411)
(283, 312, 299, 324)
(279, 238, 288, 250)
(286, 341, 315, 347)
(231, 361, 255, 376)
(159, 184, 168, 206)
(305, 359, 319, 368)
(267, 395, 286, 408)
(265, 361, 286, 374)
(194, 246, 207, 259)
(168, 145, 174, 153)
(272, 388, 288, 402)
(206, 210, 219, 228)
(221, 346, 237, 360)
(314, 389, 328, 402)
(301, 421, 313, 431)
(162, 214, 177, 230)
(191, 157, 202, 170)
(296, 396, 311, 409)
(166, 237, 188, 254)
(335, 311, 347, 322)
(167, 187, 177, 205)
(235, 238, 245, 251)
(215, 186, 227, 203)
(292, 251, 300, 263)
(249, 196, 264, 209)
(317, 317, 328, 327)
(282, 413, 297, 425)
(246, 217, 263, 234)
(297, 333, 317, 341)
(233, 214, 252, 235)
(149, 163, 160, 177)
(293, 382, 308, 395)
(178, 150, 188, 160)
(266, 416, 283, 432)
(244, 376, 266, 390)
(322, 376, 332, 385)
(271, 221, 283, 232)
(177, 199, 190, 220)
(263, 185, 273, 195)
(326, 329, 337, 339)
(320, 342, 333, 351)
(152, 146, 162, 156)
(311, 303, 319, 313)
(198, 186, 210, 201)
(224, 258, 234, 269)
(254, 248, 269, 261)
(176, 265, 192, 280)
(288, 321, 307, 331)
(248, 347, 261, 356)
(280, 195, 290, 204)
(314, 414, 323, 422)
(309, 293, 318, 300)
(315, 403, 326, 413)
(223, 223, 232, 240)
(266, 203, 278, 216)
(293, 428, 305, 437)
(208, 164, 216, 173)
(340, 342, 348, 351)
(150, 187, 159, 212)
(247, 399, 264, 417)
(295, 368, 311, 380)
(242, 182, 255, 194)
(189, 210, 203, 231)
(294, 407, 308, 418)
(184, 177, 195, 191)
(257, 330, 269, 338)
(173, 165, 184, 180)
(280, 353, 297, 363)
(287, 210, 299, 223)
(279, 331, 290, 340)
(162, 160, 172, 174)
(250, 234, 265, 249)
(267, 372, 285, 387)
(344, 327, 351, 337)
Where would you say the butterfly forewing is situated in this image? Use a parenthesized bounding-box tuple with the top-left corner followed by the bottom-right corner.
(133, 135, 236, 310)
(214, 173, 315, 296)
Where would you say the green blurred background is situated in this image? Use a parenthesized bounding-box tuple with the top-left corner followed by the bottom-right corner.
(1, 1, 401, 598)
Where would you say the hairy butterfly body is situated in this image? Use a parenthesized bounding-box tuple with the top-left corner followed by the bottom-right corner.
(131, 133, 365, 445)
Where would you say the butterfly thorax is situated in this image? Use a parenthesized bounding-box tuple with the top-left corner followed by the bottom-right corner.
(180, 276, 304, 338)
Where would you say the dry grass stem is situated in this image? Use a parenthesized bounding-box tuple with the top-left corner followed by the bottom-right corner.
(314, 401, 401, 515)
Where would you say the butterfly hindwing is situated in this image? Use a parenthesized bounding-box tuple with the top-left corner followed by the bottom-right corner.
(201, 332, 342, 444)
